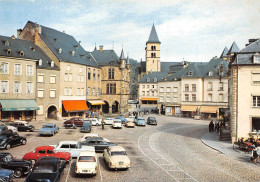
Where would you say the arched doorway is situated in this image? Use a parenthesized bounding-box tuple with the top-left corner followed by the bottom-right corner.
(102, 101, 109, 114)
(112, 101, 119, 113)
(47, 106, 57, 119)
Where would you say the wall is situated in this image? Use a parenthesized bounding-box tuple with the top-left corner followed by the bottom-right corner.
(146, 43, 160, 72)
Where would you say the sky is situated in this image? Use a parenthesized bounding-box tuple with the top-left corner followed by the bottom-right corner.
(0, 0, 260, 62)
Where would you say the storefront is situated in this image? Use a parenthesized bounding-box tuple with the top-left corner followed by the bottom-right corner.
(87, 100, 106, 117)
(140, 98, 157, 104)
(165, 105, 181, 116)
(0, 99, 39, 121)
(180, 105, 198, 117)
(62, 100, 89, 118)
(199, 106, 218, 119)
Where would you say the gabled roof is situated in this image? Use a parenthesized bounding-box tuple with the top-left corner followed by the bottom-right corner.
(202, 58, 228, 78)
(0, 35, 59, 70)
(220, 47, 228, 58)
(161, 62, 178, 72)
(28, 21, 98, 67)
(139, 72, 168, 83)
(227, 41, 240, 55)
(91, 50, 120, 66)
(146, 24, 160, 44)
(239, 39, 260, 53)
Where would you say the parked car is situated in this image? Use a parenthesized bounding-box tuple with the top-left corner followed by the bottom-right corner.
(0, 168, 14, 182)
(0, 126, 12, 135)
(126, 116, 135, 122)
(147, 117, 157, 125)
(135, 117, 146, 126)
(5, 126, 17, 133)
(0, 122, 17, 133)
(0, 133, 26, 150)
(104, 118, 114, 125)
(80, 121, 91, 133)
(23, 146, 71, 164)
(38, 124, 59, 136)
(78, 134, 109, 143)
(63, 117, 84, 128)
(25, 157, 66, 182)
(114, 116, 127, 124)
(9, 121, 34, 132)
(89, 118, 102, 126)
(51, 141, 94, 158)
(75, 151, 97, 176)
(0, 152, 32, 178)
(103, 146, 130, 170)
(112, 119, 122, 129)
(125, 121, 135, 128)
(80, 137, 117, 153)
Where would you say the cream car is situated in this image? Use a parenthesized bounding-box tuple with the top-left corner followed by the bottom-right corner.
(112, 119, 122, 129)
(75, 151, 98, 175)
(103, 146, 130, 170)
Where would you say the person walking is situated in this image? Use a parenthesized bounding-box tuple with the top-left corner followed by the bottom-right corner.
(101, 119, 105, 130)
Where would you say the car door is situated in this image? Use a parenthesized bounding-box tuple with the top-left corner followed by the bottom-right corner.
(59, 144, 70, 153)
(46, 149, 57, 158)
(11, 134, 20, 146)
(70, 144, 78, 157)
(36, 149, 46, 160)
(95, 140, 106, 152)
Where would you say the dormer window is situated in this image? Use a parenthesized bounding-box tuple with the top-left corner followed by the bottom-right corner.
(7, 49, 11, 55)
(254, 54, 260, 64)
(147, 78, 150, 82)
(72, 51, 75, 56)
(51, 61, 54, 67)
(39, 59, 42, 66)
(54, 38, 57, 42)
(154, 78, 157, 82)
(74, 45, 78, 49)
(31, 47, 36, 51)
(208, 71, 214, 76)
(20, 51, 24, 56)
(4, 40, 9, 46)
(58, 48, 62, 53)
(188, 71, 193, 76)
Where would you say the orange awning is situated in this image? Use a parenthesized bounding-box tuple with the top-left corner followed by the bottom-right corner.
(88, 100, 106, 105)
(62, 100, 89, 112)
(181, 105, 198, 112)
(141, 98, 158, 101)
(200, 106, 218, 113)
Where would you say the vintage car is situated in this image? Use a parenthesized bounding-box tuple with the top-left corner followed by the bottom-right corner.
(80, 121, 92, 133)
(23, 146, 71, 164)
(114, 116, 127, 124)
(63, 117, 84, 128)
(9, 121, 34, 132)
(112, 119, 122, 129)
(38, 124, 59, 136)
(135, 117, 146, 126)
(0, 152, 32, 178)
(125, 121, 135, 128)
(75, 151, 97, 175)
(126, 116, 135, 122)
(0, 133, 26, 150)
(80, 137, 117, 153)
(0, 168, 14, 182)
(104, 118, 114, 125)
(103, 146, 130, 170)
(89, 118, 102, 126)
(0, 126, 12, 135)
(25, 157, 66, 182)
(78, 134, 110, 143)
(51, 141, 94, 158)
(147, 117, 157, 125)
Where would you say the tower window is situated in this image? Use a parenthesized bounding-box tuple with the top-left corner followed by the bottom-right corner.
(7, 49, 11, 55)
(20, 51, 24, 56)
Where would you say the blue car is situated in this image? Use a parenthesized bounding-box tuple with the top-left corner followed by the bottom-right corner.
(38, 124, 59, 136)
(0, 168, 14, 181)
(114, 116, 127, 124)
(134, 117, 146, 126)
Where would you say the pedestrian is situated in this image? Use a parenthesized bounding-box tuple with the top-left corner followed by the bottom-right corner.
(136, 104, 137, 108)
(101, 119, 105, 130)
(209, 120, 214, 132)
(251, 146, 259, 164)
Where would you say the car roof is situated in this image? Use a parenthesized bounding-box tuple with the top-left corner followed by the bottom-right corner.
(79, 151, 96, 156)
(113, 119, 121, 122)
(82, 134, 99, 138)
(109, 146, 126, 152)
(58, 141, 78, 145)
(35, 146, 55, 150)
(13, 120, 28, 124)
(43, 123, 55, 126)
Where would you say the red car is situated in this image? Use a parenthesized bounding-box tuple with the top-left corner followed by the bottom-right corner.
(22, 146, 71, 164)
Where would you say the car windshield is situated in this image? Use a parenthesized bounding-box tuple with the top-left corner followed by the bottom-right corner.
(43, 125, 53, 128)
(111, 151, 127, 156)
(78, 156, 96, 162)
(33, 161, 55, 173)
(149, 117, 156, 121)
(138, 119, 145, 122)
(114, 121, 121, 123)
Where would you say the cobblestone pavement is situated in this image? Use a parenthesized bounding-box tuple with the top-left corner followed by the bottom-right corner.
(6, 112, 260, 182)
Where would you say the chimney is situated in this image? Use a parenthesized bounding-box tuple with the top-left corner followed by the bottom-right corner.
(17, 29, 22, 38)
(99, 45, 103, 52)
(36, 24, 41, 34)
(35, 29, 38, 45)
(246, 39, 259, 46)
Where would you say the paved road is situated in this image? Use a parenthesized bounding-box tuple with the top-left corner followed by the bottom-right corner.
(8, 114, 260, 182)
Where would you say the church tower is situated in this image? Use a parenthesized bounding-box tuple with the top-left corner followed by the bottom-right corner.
(146, 24, 161, 73)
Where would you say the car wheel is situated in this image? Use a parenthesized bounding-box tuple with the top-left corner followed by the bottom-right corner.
(14, 168, 23, 178)
(21, 139, 26, 145)
(5, 144, 11, 150)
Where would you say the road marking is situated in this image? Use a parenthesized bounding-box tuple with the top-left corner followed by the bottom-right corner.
(98, 161, 103, 182)
(65, 160, 72, 182)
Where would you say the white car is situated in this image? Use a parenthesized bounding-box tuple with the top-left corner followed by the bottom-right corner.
(112, 119, 122, 129)
(78, 134, 110, 143)
(104, 118, 114, 125)
(76, 151, 98, 175)
(0, 122, 18, 133)
(51, 141, 95, 158)
(89, 118, 102, 126)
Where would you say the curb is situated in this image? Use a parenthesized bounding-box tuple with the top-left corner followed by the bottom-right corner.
(200, 133, 224, 154)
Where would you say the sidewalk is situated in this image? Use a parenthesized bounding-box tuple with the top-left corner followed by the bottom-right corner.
(201, 132, 249, 159)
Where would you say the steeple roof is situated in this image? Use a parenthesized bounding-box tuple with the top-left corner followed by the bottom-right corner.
(227, 41, 240, 55)
(119, 48, 125, 60)
(146, 24, 160, 44)
(220, 47, 228, 58)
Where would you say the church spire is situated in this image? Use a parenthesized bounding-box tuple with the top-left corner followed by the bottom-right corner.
(146, 23, 160, 44)
(119, 48, 125, 60)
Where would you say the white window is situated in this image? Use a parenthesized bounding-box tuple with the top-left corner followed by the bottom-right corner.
(159, 87, 164, 92)
(208, 82, 213, 91)
(173, 96, 177, 102)
(173, 87, 178, 93)
(50, 90, 56, 97)
(253, 96, 260, 107)
(38, 74, 44, 83)
(208, 93, 212, 102)
(185, 84, 189, 92)
(166, 96, 171, 102)
(81, 75, 84, 82)
(14, 81, 21, 93)
(142, 85, 145, 89)
(208, 71, 214, 76)
(254, 56, 260, 64)
(69, 73, 72, 81)
(154, 78, 157, 82)
(79, 67, 82, 73)
(192, 94, 196, 102)
(26, 82, 33, 93)
(219, 94, 223, 102)
(14, 64, 21, 75)
(93, 73, 96, 81)
(1, 81, 8, 93)
(67, 65, 71, 71)
(147, 78, 150, 82)
(39, 59, 42, 66)
(147, 91, 150, 96)
(151, 91, 154, 96)
(1, 62, 8, 74)
(77, 88, 80, 96)
(252, 72, 260, 85)
(64, 73, 68, 81)
(142, 91, 145, 96)
(68, 87, 72, 95)
(38, 89, 44, 98)
(77, 75, 81, 82)
(147, 85, 150, 89)
(185, 94, 189, 101)
(192, 84, 196, 92)
(97, 89, 99, 96)
(50, 75, 56, 84)
(64, 88, 68, 96)
(160, 96, 164, 102)
(188, 71, 193, 76)
(166, 87, 171, 92)
(219, 82, 224, 90)
(87, 87, 90, 95)
(97, 74, 100, 81)
(81, 88, 84, 96)
(92, 88, 95, 96)
(51, 61, 54, 67)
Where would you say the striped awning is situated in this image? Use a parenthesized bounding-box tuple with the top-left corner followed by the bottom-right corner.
(62, 100, 89, 112)
(0, 100, 39, 111)
(200, 106, 218, 113)
(88, 100, 106, 105)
